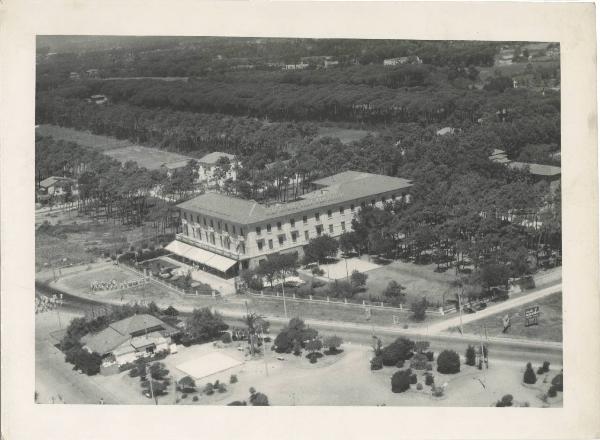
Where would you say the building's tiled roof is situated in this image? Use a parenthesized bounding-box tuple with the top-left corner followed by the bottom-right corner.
(39, 176, 74, 188)
(508, 162, 561, 177)
(178, 171, 412, 225)
(312, 171, 372, 187)
(110, 314, 167, 336)
(82, 314, 174, 356)
(436, 127, 455, 136)
(81, 326, 130, 356)
(199, 152, 235, 165)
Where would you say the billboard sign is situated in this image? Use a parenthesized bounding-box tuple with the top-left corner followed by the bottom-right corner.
(524, 305, 540, 326)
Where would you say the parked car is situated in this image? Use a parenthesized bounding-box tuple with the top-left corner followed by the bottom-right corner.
(283, 277, 306, 288)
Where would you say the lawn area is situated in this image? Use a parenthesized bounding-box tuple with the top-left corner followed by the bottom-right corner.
(104, 145, 193, 170)
(214, 344, 562, 407)
(36, 124, 134, 151)
(245, 295, 436, 327)
(359, 259, 456, 307)
(35, 215, 171, 271)
(316, 126, 372, 145)
(58, 265, 143, 292)
(449, 292, 563, 342)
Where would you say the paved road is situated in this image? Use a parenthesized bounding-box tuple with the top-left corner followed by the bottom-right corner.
(48, 284, 563, 366)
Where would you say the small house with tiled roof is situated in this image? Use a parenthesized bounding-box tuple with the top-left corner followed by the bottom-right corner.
(81, 314, 179, 366)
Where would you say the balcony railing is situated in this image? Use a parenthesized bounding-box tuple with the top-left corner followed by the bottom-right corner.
(175, 233, 243, 259)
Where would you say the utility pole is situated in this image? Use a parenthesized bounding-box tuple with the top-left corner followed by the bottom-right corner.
(281, 274, 288, 319)
(345, 257, 349, 282)
(457, 288, 464, 335)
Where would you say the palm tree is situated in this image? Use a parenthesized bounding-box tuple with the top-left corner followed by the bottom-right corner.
(244, 313, 268, 356)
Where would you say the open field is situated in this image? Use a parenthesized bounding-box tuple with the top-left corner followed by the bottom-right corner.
(104, 145, 193, 170)
(360, 258, 456, 306)
(480, 59, 560, 82)
(36, 124, 133, 151)
(449, 292, 563, 342)
(316, 126, 372, 145)
(36, 124, 194, 169)
(223, 345, 563, 406)
(246, 295, 438, 327)
(35, 214, 170, 271)
(58, 265, 143, 292)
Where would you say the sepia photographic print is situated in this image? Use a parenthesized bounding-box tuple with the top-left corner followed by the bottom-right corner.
(1, 2, 599, 440)
(34, 35, 564, 408)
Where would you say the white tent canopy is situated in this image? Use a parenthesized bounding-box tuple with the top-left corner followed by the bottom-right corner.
(165, 240, 237, 273)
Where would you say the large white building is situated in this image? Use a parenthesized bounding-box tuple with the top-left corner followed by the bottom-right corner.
(166, 171, 412, 278)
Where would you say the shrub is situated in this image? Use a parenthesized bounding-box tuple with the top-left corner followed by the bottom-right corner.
(381, 337, 416, 366)
(309, 357, 317, 364)
(204, 383, 214, 395)
(217, 383, 227, 393)
(178, 376, 196, 393)
(431, 385, 444, 397)
(396, 359, 405, 368)
(548, 385, 557, 397)
(311, 266, 325, 276)
(426, 363, 433, 371)
(551, 372, 563, 392)
(249, 390, 269, 406)
(228, 400, 247, 406)
(537, 366, 545, 375)
(370, 356, 383, 370)
(323, 335, 343, 354)
(437, 350, 461, 374)
(416, 383, 423, 391)
(181, 393, 188, 399)
(425, 373, 434, 386)
(230, 374, 238, 384)
(465, 345, 476, 366)
(411, 297, 428, 321)
(425, 351, 434, 362)
(523, 362, 537, 384)
(221, 332, 232, 343)
(409, 374, 418, 384)
(350, 270, 368, 288)
(391, 370, 412, 393)
(192, 395, 199, 402)
(496, 394, 513, 407)
(542, 361, 550, 373)
(410, 353, 429, 370)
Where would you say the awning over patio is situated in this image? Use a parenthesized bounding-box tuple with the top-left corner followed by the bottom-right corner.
(165, 240, 238, 273)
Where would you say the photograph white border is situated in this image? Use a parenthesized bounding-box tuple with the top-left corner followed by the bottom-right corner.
(1, 1, 598, 439)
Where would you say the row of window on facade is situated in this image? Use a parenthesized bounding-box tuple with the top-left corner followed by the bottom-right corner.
(182, 212, 246, 236)
(256, 221, 346, 251)
(252, 197, 400, 236)
(184, 219, 347, 254)
(183, 224, 246, 254)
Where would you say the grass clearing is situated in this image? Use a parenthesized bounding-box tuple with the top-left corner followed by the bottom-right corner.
(449, 292, 562, 342)
(245, 295, 437, 326)
(36, 124, 134, 151)
(104, 145, 193, 170)
(361, 259, 456, 306)
(316, 126, 371, 145)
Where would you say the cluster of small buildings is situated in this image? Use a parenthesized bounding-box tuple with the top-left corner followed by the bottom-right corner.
(383, 56, 423, 66)
(167, 170, 413, 278)
(36, 176, 78, 205)
(489, 149, 561, 182)
(68, 69, 100, 81)
(160, 151, 238, 188)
